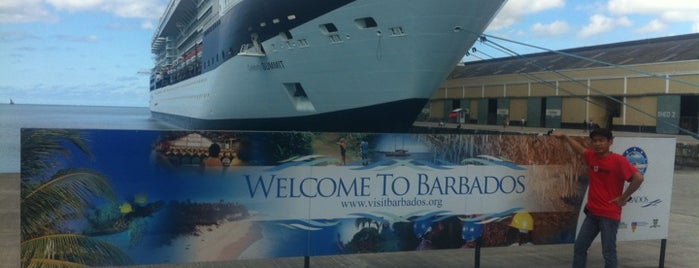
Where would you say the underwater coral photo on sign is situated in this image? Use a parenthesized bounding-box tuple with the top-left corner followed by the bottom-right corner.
(19, 129, 674, 266)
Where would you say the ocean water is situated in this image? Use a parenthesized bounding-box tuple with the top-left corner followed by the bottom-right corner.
(0, 104, 178, 173)
(0, 104, 493, 174)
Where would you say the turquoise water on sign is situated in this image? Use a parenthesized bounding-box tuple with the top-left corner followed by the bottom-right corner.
(0, 104, 178, 173)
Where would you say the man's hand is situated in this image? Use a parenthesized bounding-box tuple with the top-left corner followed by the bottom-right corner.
(550, 131, 566, 138)
(609, 196, 630, 207)
(550, 131, 586, 155)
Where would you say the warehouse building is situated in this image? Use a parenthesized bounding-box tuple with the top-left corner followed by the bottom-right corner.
(428, 33, 699, 134)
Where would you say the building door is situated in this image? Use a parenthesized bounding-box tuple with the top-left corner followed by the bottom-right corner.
(487, 99, 498, 125)
(445, 99, 467, 123)
(544, 97, 562, 129)
(497, 98, 510, 126)
(460, 99, 470, 124)
(443, 100, 453, 121)
(680, 95, 699, 134)
(478, 99, 489, 125)
(657, 95, 681, 134)
(527, 98, 543, 127)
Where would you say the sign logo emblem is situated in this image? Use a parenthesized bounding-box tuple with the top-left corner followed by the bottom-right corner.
(623, 147, 648, 174)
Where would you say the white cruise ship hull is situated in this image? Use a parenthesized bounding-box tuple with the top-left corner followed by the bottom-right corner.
(150, 0, 506, 131)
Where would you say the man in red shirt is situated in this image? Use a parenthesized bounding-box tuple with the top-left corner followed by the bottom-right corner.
(552, 128, 644, 268)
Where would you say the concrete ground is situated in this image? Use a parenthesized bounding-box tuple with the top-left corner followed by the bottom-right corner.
(2, 124, 697, 267)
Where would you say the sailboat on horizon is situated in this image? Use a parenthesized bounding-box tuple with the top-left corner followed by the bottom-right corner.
(383, 135, 411, 157)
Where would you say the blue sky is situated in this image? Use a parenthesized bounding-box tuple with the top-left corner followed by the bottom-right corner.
(1, 0, 697, 107)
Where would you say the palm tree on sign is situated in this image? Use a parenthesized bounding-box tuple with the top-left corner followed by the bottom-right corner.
(20, 129, 132, 267)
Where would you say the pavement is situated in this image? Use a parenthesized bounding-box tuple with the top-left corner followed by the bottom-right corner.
(2, 124, 697, 268)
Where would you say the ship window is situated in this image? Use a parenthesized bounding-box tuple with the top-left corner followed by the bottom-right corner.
(280, 31, 293, 40)
(284, 82, 316, 112)
(329, 34, 343, 43)
(355, 17, 378, 29)
(319, 23, 338, 34)
(292, 84, 306, 97)
(260, 22, 267, 27)
(273, 18, 280, 24)
(288, 14, 297, 20)
(390, 27, 405, 36)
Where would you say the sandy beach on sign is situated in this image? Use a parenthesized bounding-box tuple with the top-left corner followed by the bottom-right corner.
(158, 219, 263, 262)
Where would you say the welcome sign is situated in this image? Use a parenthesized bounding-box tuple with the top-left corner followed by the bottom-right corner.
(19, 129, 674, 266)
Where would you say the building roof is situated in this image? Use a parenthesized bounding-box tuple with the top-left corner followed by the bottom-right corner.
(449, 33, 699, 79)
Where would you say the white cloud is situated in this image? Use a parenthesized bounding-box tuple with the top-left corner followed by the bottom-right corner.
(0, 0, 58, 23)
(531, 20, 570, 36)
(607, 0, 699, 33)
(607, 0, 699, 15)
(489, 0, 566, 30)
(578, 14, 632, 38)
(54, 34, 99, 43)
(0, 31, 40, 42)
(636, 19, 667, 34)
(486, 0, 698, 40)
(141, 21, 155, 30)
(45, 0, 104, 11)
(0, 0, 165, 24)
(46, 0, 165, 19)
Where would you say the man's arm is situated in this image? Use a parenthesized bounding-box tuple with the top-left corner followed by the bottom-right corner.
(611, 172, 644, 207)
(550, 131, 586, 155)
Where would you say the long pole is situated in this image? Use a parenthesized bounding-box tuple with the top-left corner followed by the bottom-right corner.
(658, 239, 667, 268)
(474, 237, 482, 268)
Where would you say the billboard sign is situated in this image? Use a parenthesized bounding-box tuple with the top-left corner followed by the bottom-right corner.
(20, 129, 674, 266)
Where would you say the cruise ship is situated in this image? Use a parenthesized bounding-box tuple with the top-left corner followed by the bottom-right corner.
(150, 0, 506, 131)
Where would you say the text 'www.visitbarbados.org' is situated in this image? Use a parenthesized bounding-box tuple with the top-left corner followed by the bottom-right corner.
(340, 197, 444, 209)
